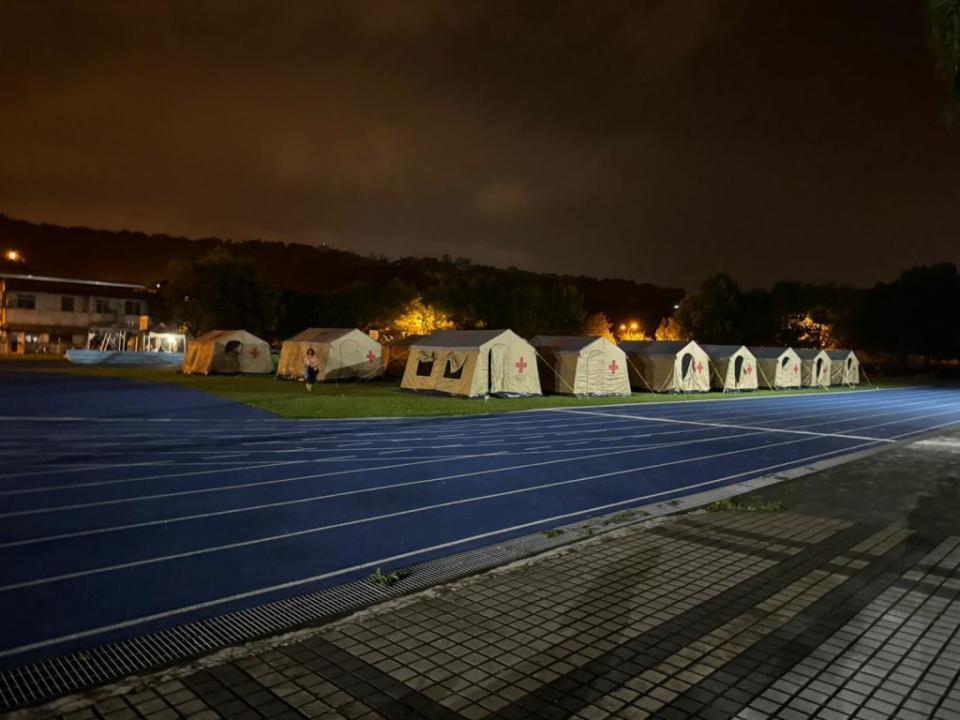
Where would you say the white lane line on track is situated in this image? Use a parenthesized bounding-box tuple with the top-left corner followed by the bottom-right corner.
(0, 431, 841, 590)
(0, 429, 784, 544)
(554, 408, 894, 443)
(0, 437, 884, 661)
(3, 390, 950, 499)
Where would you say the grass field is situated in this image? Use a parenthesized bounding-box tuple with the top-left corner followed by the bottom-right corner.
(0, 357, 885, 418)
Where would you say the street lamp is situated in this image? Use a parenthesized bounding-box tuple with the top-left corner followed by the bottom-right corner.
(5, 250, 24, 263)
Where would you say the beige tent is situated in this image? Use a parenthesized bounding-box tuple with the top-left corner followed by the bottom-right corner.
(383, 335, 425, 378)
(401, 329, 541, 398)
(748, 347, 802, 389)
(828, 350, 860, 386)
(529, 336, 631, 396)
(619, 340, 710, 393)
(796, 348, 832, 387)
(700, 345, 759, 392)
(276, 328, 382, 381)
(181, 330, 272, 375)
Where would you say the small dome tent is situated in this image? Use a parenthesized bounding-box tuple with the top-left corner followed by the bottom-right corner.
(619, 340, 710, 393)
(529, 336, 630, 396)
(383, 335, 426, 378)
(276, 328, 382, 381)
(748, 347, 802, 389)
(182, 330, 272, 375)
(401, 329, 541, 398)
(828, 349, 860, 386)
(796, 348, 832, 388)
(699, 345, 759, 392)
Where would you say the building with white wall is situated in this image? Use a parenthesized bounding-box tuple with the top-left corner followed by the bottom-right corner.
(0, 273, 154, 354)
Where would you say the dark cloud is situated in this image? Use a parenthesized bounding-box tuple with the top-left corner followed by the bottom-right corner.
(0, 0, 957, 289)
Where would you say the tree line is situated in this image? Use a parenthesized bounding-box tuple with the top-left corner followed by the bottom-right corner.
(673, 264, 960, 364)
(160, 250, 960, 365)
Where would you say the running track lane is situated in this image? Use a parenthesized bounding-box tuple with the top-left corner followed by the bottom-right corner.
(0, 376, 959, 669)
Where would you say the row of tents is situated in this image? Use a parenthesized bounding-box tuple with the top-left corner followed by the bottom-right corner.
(180, 327, 860, 399)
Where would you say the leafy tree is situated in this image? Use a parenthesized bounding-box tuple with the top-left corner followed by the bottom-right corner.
(384, 296, 454, 340)
(928, 0, 960, 122)
(163, 249, 278, 335)
(584, 312, 615, 341)
(675, 273, 743, 343)
(654, 316, 687, 341)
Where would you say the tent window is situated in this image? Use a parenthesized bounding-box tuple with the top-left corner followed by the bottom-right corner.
(443, 352, 466, 379)
(847, 358, 853, 370)
(225, 340, 242, 355)
(416, 351, 435, 377)
(734, 355, 744, 384)
(680, 353, 693, 379)
(781, 356, 790, 369)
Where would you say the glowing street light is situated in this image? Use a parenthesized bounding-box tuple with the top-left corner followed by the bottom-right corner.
(5, 250, 24, 263)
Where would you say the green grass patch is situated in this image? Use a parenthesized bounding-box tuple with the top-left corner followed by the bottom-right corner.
(367, 567, 411, 588)
(1, 359, 894, 419)
(704, 497, 785, 512)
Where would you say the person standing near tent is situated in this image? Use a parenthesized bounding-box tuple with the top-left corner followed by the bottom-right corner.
(303, 347, 320, 391)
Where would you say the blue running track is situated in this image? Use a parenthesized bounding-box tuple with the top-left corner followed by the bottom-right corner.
(1, 373, 959, 670)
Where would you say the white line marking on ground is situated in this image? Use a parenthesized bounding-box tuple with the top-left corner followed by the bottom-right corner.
(0, 437, 882, 660)
(0, 431, 858, 589)
(554, 408, 894, 443)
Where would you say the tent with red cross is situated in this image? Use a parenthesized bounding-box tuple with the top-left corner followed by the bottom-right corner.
(748, 346, 803, 389)
(181, 329, 273, 375)
(795, 348, 832, 388)
(400, 329, 541, 397)
(276, 328, 383, 382)
(827, 349, 860, 386)
(699, 345, 759, 392)
(619, 340, 711, 393)
(529, 336, 631, 396)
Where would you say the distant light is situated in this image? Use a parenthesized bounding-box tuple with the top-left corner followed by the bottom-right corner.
(5, 250, 23, 263)
(629, 321, 639, 330)
(619, 324, 627, 330)
(673, 304, 679, 310)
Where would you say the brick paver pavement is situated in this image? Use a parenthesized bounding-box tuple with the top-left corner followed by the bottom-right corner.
(15, 504, 960, 720)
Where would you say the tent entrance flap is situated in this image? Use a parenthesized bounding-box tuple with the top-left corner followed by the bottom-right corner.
(815, 358, 823, 382)
(680, 353, 693, 382)
(734, 355, 743, 385)
(489, 343, 507, 394)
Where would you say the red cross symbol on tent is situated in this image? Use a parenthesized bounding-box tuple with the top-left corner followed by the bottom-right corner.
(249, 347, 260, 359)
(744, 365, 753, 375)
(695, 361, 704, 374)
(794, 365, 800, 375)
(515, 357, 528, 374)
(366, 350, 377, 363)
(608, 360, 619, 375)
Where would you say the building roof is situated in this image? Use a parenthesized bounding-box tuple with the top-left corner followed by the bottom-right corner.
(0, 273, 154, 300)
(529, 335, 610, 351)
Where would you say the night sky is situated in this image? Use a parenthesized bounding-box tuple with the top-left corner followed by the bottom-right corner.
(2, 1, 958, 290)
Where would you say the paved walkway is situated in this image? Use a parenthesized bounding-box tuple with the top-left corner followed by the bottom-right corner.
(11, 431, 960, 720)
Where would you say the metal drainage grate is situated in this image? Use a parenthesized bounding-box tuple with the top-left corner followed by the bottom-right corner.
(0, 520, 594, 713)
